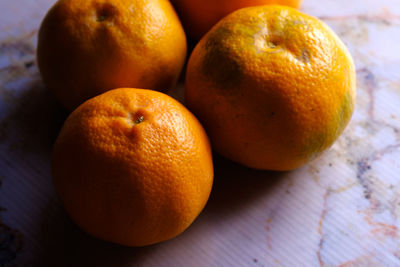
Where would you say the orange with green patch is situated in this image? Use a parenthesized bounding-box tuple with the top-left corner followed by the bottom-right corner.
(185, 5, 356, 171)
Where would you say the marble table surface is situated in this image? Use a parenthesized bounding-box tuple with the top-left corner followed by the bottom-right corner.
(1, 0, 400, 266)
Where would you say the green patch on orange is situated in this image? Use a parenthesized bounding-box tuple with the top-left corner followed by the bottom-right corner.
(201, 27, 244, 89)
(299, 89, 355, 161)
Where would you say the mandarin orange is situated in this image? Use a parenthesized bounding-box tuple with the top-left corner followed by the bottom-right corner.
(52, 88, 213, 246)
(37, 0, 187, 110)
(185, 5, 356, 171)
(171, 0, 302, 39)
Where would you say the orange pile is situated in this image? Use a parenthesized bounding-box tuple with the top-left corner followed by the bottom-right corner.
(38, 0, 356, 247)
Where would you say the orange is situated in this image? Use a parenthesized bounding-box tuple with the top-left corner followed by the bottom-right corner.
(37, 0, 187, 110)
(51, 88, 213, 246)
(185, 5, 356, 171)
(171, 0, 302, 39)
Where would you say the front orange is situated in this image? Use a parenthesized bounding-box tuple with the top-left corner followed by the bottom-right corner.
(185, 5, 356, 171)
(52, 88, 213, 246)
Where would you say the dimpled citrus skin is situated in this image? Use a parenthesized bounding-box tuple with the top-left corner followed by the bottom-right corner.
(37, 0, 187, 110)
(185, 5, 356, 171)
(171, 0, 301, 39)
(52, 88, 213, 246)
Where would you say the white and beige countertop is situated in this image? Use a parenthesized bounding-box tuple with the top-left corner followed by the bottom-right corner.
(1, 0, 400, 266)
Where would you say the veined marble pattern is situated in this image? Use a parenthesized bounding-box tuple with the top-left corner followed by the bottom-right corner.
(0, 0, 399, 266)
